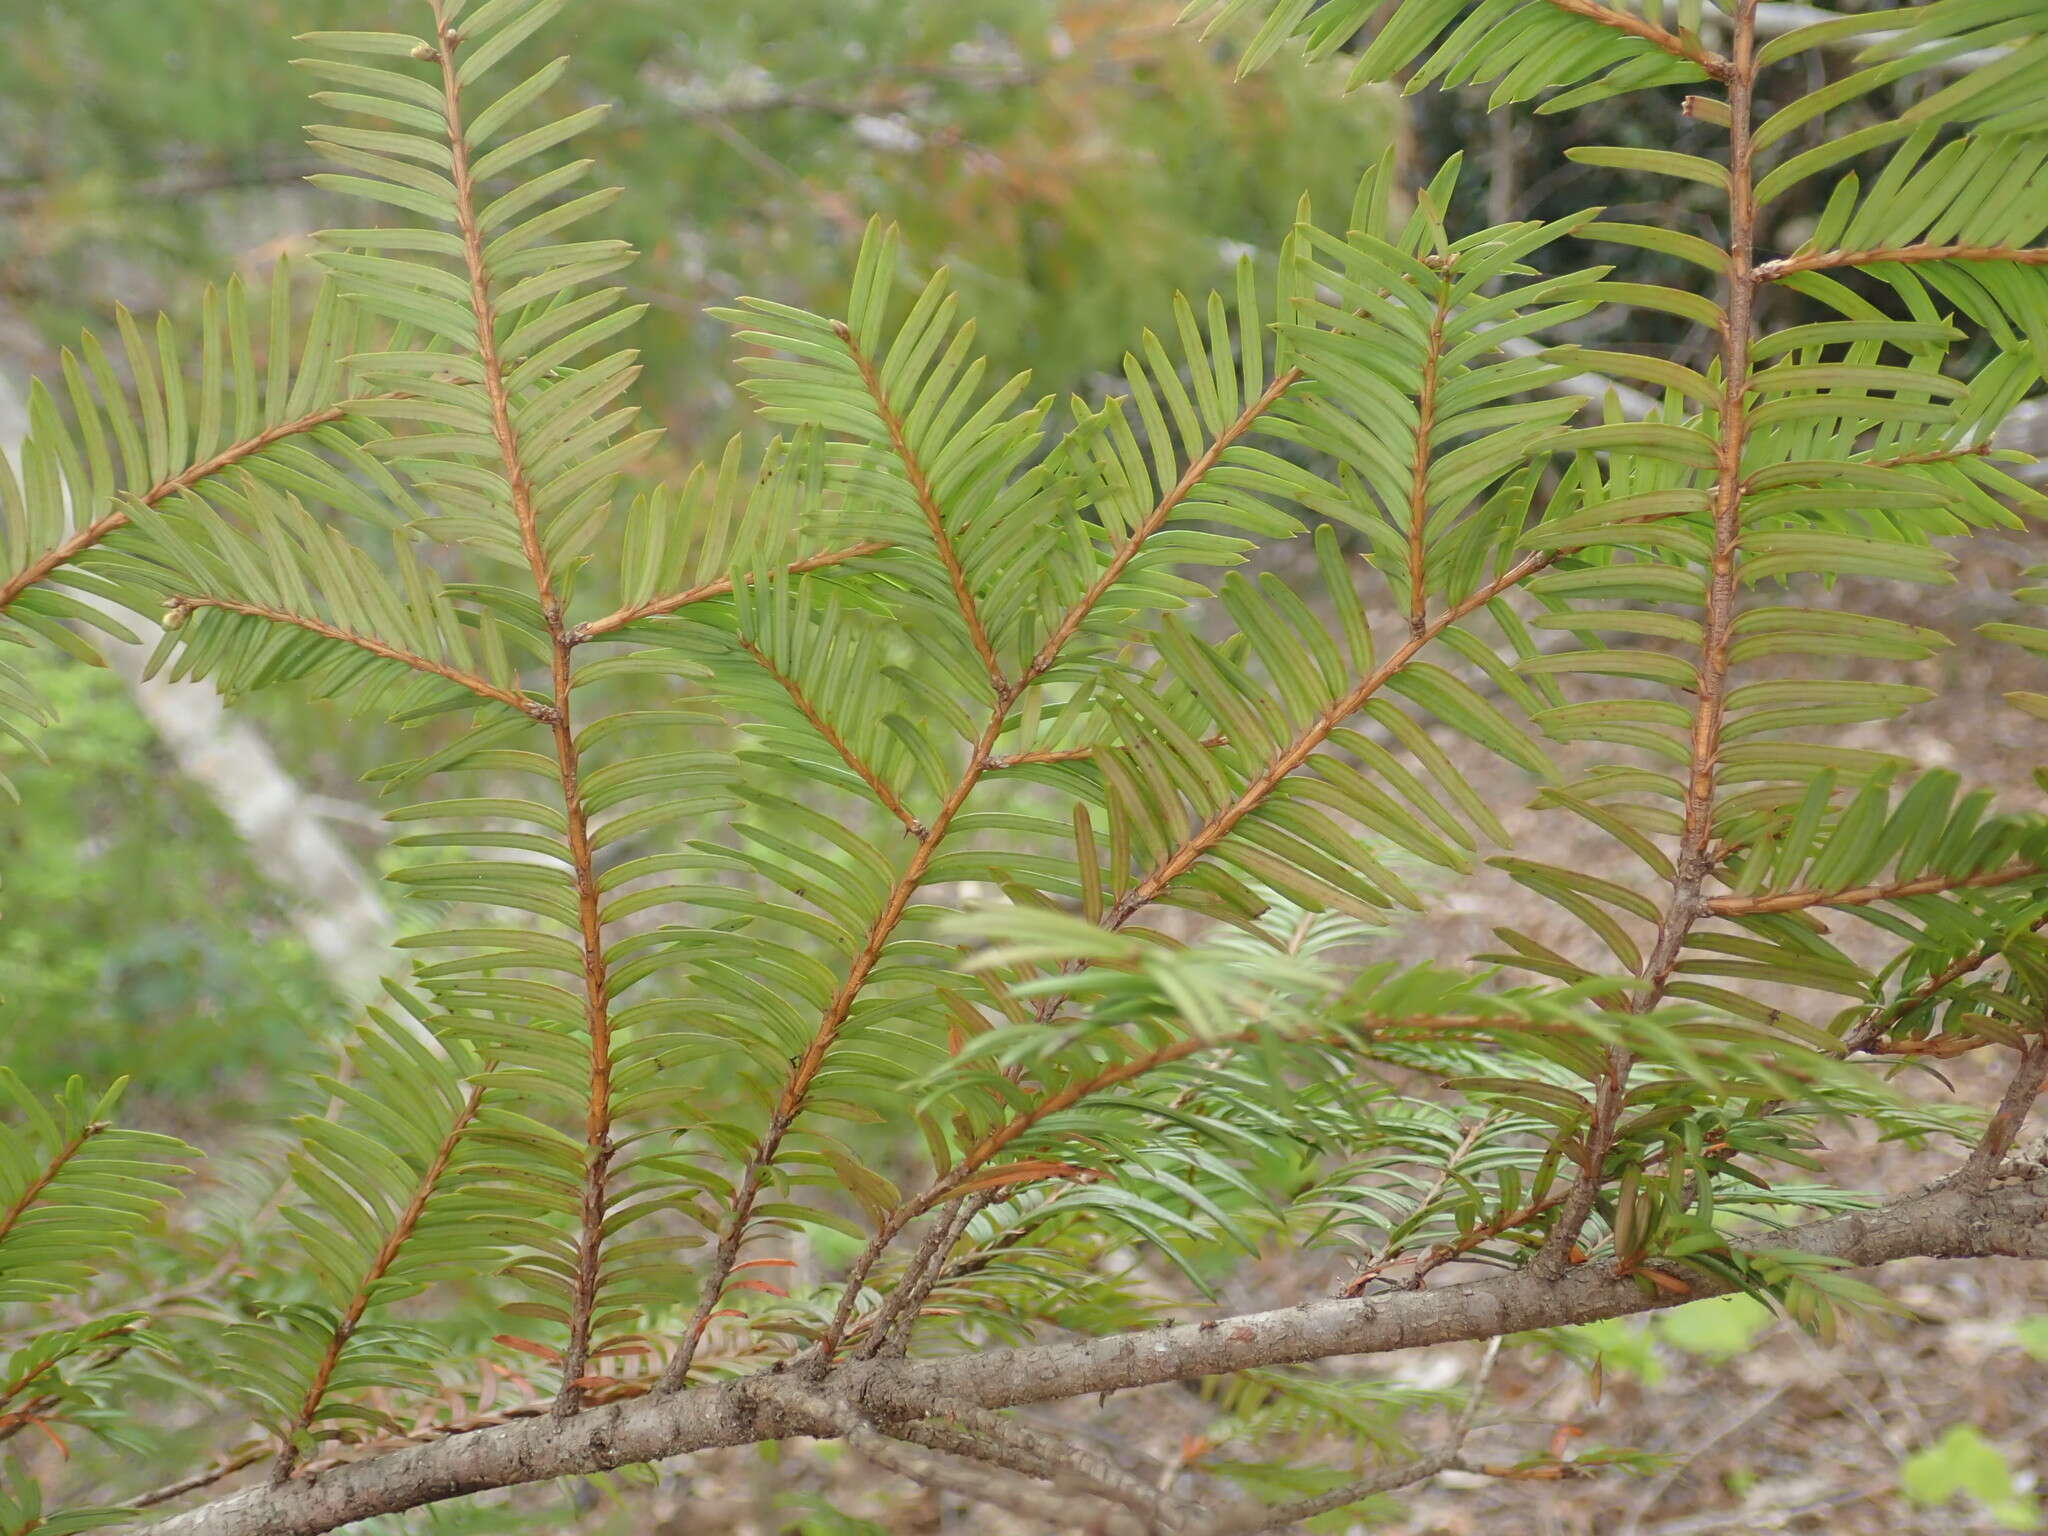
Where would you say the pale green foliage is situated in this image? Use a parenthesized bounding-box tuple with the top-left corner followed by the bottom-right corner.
(2, 0, 2048, 1528)
(1900, 1422, 2041, 1530)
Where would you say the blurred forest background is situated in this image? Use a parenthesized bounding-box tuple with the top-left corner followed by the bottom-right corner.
(6, 2, 2048, 1532)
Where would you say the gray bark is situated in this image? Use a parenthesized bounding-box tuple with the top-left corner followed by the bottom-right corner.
(144, 1164, 2048, 1536)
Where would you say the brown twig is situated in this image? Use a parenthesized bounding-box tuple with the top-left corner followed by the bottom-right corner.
(0, 403, 361, 613)
(1756, 243, 2048, 281)
(736, 636, 927, 836)
(1194, 1339, 1504, 1534)
(1023, 365, 1304, 679)
(1844, 914, 2048, 1055)
(0, 1122, 105, 1244)
(1103, 548, 1559, 930)
(568, 539, 890, 641)
(848, 1422, 1150, 1533)
(1542, 0, 1760, 1276)
(831, 318, 1007, 693)
(1709, 862, 2044, 917)
(1964, 1036, 2048, 1187)
(130, 1446, 273, 1510)
(1542, 0, 1733, 78)
(270, 1084, 487, 1484)
(428, 2, 613, 1416)
(985, 734, 1228, 769)
(163, 596, 553, 720)
(140, 1170, 2048, 1536)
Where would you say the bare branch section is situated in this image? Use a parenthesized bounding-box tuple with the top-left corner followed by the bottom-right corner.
(1965, 1037, 2048, 1186)
(1709, 862, 2044, 917)
(569, 539, 890, 641)
(1756, 243, 2048, 280)
(162, 597, 553, 721)
(142, 1170, 2048, 1536)
(0, 403, 358, 612)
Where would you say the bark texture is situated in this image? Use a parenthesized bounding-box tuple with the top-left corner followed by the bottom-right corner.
(145, 1166, 2048, 1536)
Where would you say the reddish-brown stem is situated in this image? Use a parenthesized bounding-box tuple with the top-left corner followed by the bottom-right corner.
(1756, 243, 2048, 281)
(131, 1446, 274, 1511)
(832, 319, 1006, 694)
(984, 734, 1229, 769)
(568, 539, 890, 643)
(1104, 549, 1558, 929)
(1542, 0, 1759, 1276)
(1709, 862, 2043, 917)
(1342, 1187, 1574, 1298)
(736, 636, 926, 836)
(1845, 915, 2048, 1056)
(0, 1317, 134, 1440)
(1406, 280, 1452, 638)
(662, 367, 1309, 1392)
(429, 3, 611, 1416)
(164, 596, 553, 720)
(1340, 1115, 1496, 1295)
(271, 1085, 486, 1484)
(0, 1121, 103, 1243)
(0, 403, 357, 613)
(1542, 0, 1733, 77)
(1023, 365, 1303, 679)
(658, 705, 1013, 1394)
(826, 1015, 1579, 1357)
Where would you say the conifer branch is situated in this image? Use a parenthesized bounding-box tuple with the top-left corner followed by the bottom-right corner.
(1545, 0, 1762, 1276)
(1104, 550, 1558, 928)
(831, 318, 1007, 693)
(161, 597, 553, 720)
(568, 539, 890, 642)
(1024, 365, 1304, 679)
(735, 636, 927, 836)
(1709, 862, 2045, 917)
(658, 705, 1012, 1393)
(142, 1171, 2048, 1536)
(823, 1014, 1580, 1360)
(1543, 0, 1733, 77)
(984, 734, 1230, 769)
(662, 364, 1309, 1392)
(0, 1121, 105, 1245)
(1756, 244, 2048, 281)
(427, 0, 613, 1416)
(0, 403, 359, 613)
(1844, 914, 2048, 1056)
(271, 1084, 488, 1483)
(1406, 281, 1453, 637)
